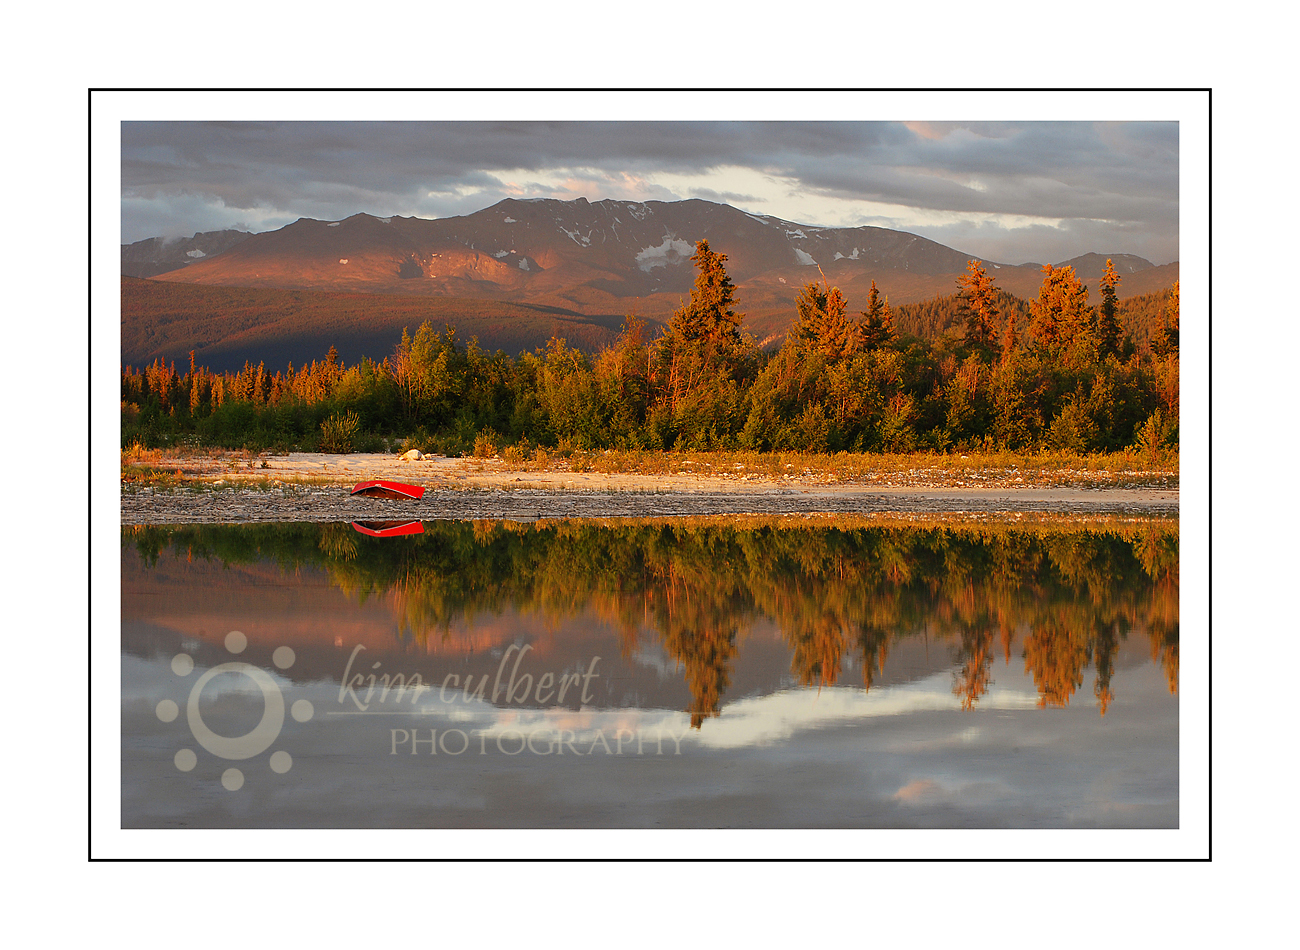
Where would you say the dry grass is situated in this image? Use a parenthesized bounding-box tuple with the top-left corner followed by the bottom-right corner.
(505, 448, 1178, 489)
(121, 472, 342, 492)
(121, 444, 298, 488)
(121, 444, 1178, 491)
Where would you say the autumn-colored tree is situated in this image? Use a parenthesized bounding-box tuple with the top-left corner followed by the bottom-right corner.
(667, 240, 742, 347)
(956, 259, 1000, 350)
(793, 280, 856, 360)
(651, 241, 753, 444)
(1030, 265, 1092, 353)
(944, 354, 993, 448)
(1000, 307, 1019, 361)
(591, 314, 651, 439)
(1096, 258, 1123, 359)
(390, 323, 463, 423)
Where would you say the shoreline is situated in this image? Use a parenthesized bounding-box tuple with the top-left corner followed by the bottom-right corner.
(121, 452, 1178, 525)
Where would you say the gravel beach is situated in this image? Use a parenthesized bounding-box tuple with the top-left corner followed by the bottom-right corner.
(120, 452, 1178, 524)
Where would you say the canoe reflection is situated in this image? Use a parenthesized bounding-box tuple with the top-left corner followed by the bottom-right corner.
(351, 520, 424, 538)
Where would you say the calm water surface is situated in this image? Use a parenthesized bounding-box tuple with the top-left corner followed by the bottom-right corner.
(121, 515, 1178, 828)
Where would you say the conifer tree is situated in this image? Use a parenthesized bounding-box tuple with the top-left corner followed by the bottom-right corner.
(668, 240, 742, 347)
(657, 240, 748, 428)
(859, 280, 895, 350)
(1096, 258, 1123, 359)
(1000, 307, 1018, 361)
(794, 280, 855, 360)
(956, 259, 1000, 349)
(1030, 265, 1092, 353)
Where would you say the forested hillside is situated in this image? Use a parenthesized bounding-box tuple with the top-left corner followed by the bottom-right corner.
(894, 287, 1175, 353)
(121, 277, 638, 374)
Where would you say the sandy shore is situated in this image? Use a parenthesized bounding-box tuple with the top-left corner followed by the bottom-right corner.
(120, 452, 1178, 524)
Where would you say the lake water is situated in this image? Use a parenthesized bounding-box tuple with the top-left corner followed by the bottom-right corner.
(121, 515, 1178, 829)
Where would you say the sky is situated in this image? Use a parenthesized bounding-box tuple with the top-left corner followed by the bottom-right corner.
(121, 120, 1179, 266)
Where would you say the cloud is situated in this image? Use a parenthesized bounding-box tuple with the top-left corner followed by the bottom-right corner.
(120, 120, 1179, 263)
(894, 778, 943, 802)
(687, 186, 762, 204)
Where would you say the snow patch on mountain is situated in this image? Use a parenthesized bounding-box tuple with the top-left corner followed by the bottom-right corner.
(832, 248, 861, 261)
(558, 223, 592, 247)
(503, 217, 517, 223)
(794, 248, 817, 266)
(186, 249, 206, 258)
(519, 259, 530, 271)
(328, 221, 341, 227)
(636, 235, 694, 272)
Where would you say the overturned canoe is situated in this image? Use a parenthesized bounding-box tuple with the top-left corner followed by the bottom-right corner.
(351, 520, 425, 538)
(350, 480, 426, 500)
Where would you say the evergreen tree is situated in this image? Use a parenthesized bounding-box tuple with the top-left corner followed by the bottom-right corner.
(655, 240, 750, 441)
(859, 280, 895, 350)
(1096, 258, 1123, 359)
(793, 280, 855, 360)
(956, 259, 1000, 349)
(667, 240, 742, 347)
(1000, 306, 1019, 361)
(1030, 265, 1092, 354)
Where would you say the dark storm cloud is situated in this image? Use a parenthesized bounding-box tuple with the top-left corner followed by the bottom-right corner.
(120, 121, 1178, 263)
(122, 121, 871, 198)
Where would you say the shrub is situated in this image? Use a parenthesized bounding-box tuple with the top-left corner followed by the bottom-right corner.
(1046, 396, 1098, 453)
(472, 429, 500, 458)
(1132, 409, 1178, 463)
(319, 410, 361, 454)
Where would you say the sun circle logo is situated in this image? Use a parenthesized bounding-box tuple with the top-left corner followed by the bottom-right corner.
(158, 631, 314, 791)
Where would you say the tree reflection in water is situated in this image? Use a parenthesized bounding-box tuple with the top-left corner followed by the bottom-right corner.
(125, 514, 1178, 727)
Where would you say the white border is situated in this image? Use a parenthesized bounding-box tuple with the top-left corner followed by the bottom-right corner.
(93, 91, 1209, 861)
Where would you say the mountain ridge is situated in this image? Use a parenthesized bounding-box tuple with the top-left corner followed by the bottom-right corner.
(126, 198, 1177, 316)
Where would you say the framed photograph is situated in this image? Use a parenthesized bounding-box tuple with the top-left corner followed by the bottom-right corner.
(94, 90, 1207, 860)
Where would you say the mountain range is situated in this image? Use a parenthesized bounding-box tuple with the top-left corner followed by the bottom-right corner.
(122, 197, 1178, 370)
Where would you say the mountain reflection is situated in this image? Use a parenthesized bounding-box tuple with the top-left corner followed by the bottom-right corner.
(123, 514, 1178, 726)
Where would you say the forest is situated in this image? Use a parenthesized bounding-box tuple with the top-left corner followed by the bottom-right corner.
(121, 243, 1180, 459)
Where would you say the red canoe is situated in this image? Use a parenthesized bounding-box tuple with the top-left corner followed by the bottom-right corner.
(350, 520, 425, 538)
(350, 480, 426, 500)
